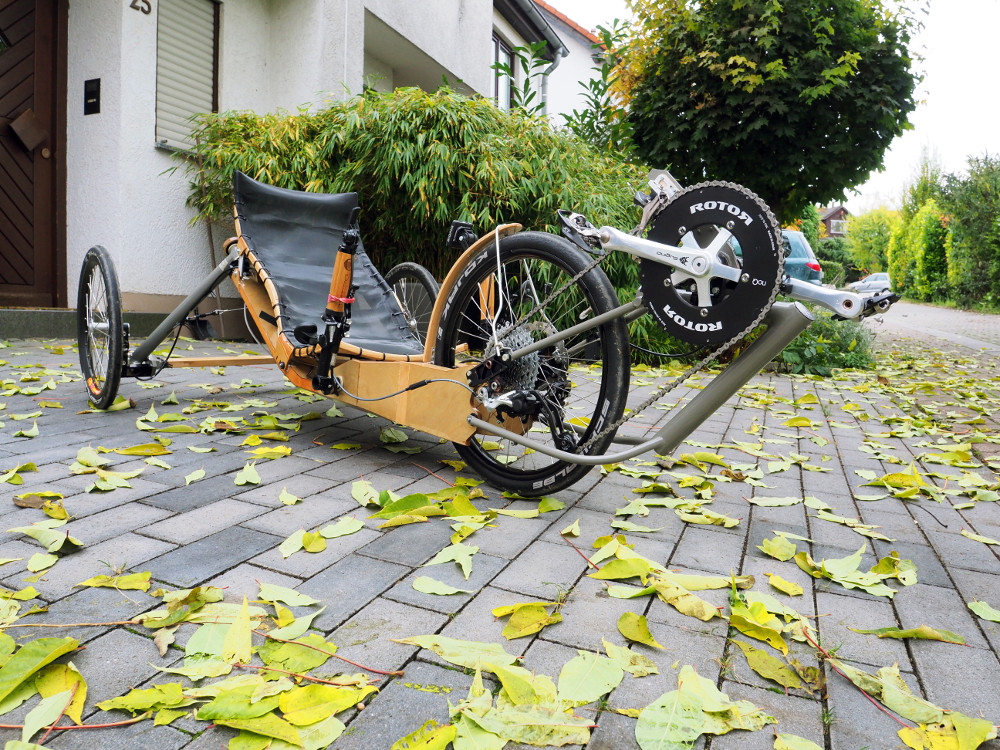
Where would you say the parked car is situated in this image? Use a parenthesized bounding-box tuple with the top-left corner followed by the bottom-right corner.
(848, 272, 892, 296)
(781, 229, 824, 285)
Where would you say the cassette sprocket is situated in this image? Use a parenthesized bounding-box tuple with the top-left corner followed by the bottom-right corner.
(639, 182, 783, 346)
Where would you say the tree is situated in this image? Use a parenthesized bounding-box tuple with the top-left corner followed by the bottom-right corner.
(619, 0, 922, 222)
(846, 208, 899, 274)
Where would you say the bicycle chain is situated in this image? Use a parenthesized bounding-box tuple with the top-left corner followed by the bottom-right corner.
(489, 181, 785, 455)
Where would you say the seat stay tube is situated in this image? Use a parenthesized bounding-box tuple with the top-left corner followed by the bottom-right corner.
(128, 242, 243, 366)
(504, 297, 647, 362)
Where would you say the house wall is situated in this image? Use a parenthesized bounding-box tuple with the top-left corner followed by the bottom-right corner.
(537, 13, 599, 127)
(64, 0, 501, 312)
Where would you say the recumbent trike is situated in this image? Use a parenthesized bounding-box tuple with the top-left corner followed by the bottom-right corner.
(76, 170, 896, 496)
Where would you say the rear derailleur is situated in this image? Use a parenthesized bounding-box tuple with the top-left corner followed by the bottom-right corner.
(467, 355, 578, 452)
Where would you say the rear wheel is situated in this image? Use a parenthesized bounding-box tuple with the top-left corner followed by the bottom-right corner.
(435, 232, 629, 496)
(77, 245, 124, 409)
(385, 262, 439, 343)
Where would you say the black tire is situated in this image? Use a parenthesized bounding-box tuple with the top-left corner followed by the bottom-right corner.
(384, 262, 440, 343)
(77, 245, 124, 409)
(435, 231, 629, 496)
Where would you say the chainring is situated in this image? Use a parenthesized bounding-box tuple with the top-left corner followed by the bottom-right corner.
(639, 182, 783, 346)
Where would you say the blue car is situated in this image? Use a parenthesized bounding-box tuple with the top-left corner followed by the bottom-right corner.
(781, 229, 824, 285)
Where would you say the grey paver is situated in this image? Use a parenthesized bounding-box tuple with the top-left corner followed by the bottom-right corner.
(143, 525, 281, 587)
(47, 720, 190, 750)
(358, 519, 456, 566)
(815, 591, 911, 669)
(711, 682, 823, 749)
(297, 552, 409, 632)
(491, 539, 588, 600)
(335, 661, 472, 750)
(139, 498, 267, 544)
(3, 532, 177, 602)
(250, 526, 382, 578)
(669, 525, 744, 575)
(383, 551, 508, 614)
(540, 575, 643, 652)
(328, 596, 450, 673)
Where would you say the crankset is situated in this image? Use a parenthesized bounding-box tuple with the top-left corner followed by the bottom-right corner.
(639, 183, 784, 346)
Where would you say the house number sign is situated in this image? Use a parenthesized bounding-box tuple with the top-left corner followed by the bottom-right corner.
(130, 0, 152, 14)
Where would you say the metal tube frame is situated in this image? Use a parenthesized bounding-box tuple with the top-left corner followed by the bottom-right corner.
(467, 301, 814, 465)
(128, 243, 243, 365)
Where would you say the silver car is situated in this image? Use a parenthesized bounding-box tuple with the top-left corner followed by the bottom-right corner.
(848, 272, 892, 296)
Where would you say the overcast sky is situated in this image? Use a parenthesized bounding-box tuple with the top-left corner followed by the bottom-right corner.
(542, 0, 1000, 214)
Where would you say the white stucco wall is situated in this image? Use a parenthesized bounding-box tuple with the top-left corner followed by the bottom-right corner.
(64, 0, 544, 308)
(541, 18, 601, 128)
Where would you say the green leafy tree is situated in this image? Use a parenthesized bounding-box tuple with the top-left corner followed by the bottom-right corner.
(846, 209, 899, 274)
(619, 0, 922, 221)
(792, 204, 821, 249)
(563, 21, 636, 158)
(902, 151, 944, 219)
(942, 155, 1000, 308)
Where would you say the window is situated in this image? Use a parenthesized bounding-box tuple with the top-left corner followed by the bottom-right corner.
(155, 0, 219, 151)
(493, 32, 513, 110)
(0, 27, 10, 55)
(829, 219, 847, 235)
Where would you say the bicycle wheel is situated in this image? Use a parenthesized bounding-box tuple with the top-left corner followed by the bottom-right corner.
(435, 231, 629, 496)
(77, 245, 124, 409)
(384, 261, 440, 343)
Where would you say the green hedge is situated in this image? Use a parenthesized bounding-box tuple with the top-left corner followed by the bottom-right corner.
(185, 87, 647, 281)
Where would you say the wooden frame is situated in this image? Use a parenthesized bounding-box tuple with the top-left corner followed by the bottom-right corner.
(157, 223, 524, 445)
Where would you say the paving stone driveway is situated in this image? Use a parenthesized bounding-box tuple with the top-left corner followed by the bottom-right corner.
(0, 302, 998, 749)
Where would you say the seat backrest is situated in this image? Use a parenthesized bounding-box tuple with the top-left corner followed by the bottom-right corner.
(233, 171, 422, 356)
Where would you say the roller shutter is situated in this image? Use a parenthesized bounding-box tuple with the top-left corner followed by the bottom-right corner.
(155, 0, 218, 150)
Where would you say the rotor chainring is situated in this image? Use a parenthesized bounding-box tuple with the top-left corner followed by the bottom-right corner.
(639, 183, 783, 346)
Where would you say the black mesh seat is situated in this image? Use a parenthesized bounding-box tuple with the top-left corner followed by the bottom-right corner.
(233, 170, 423, 357)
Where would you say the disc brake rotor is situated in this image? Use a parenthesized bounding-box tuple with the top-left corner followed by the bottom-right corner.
(639, 183, 783, 346)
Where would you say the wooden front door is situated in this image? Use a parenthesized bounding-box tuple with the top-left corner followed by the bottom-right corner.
(0, 0, 66, 307)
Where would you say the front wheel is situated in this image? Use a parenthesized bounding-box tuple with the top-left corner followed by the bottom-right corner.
(384, 261, 439, 343)
(435, 231, 629, 496)
(77, 245, 124, 409)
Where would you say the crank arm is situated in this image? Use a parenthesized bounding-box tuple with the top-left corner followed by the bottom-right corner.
(599, 226, 736, 283)
(780, 278, 866, 319)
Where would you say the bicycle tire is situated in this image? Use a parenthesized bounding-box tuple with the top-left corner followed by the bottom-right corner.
(434, 231, 629, 496)
(384, 261, 440, 343)
(77, 245, 124, 410)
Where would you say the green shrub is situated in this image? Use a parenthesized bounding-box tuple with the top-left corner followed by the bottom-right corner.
(816, 237, 860, 284)
(942, 155, 1000, 308)
(185, 87, 648, 280)
(886, 219, 913, 296)
(910, 200, 949, 301)
(778, 310, 876, 375)
(819, 260, 845, 287)
(184, 87, 707, 360)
